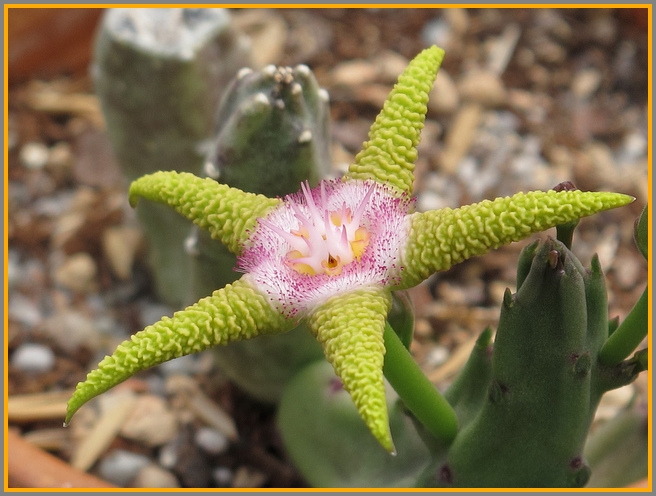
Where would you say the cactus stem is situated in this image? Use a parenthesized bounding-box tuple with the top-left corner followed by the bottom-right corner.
(599, 286, 648, 366)
(553, 181, 581, 250)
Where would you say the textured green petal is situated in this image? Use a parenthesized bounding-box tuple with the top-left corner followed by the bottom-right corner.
(306, 286, 394, 452)
(65, 278, 291, 424)
(129, 171, 280, 254)
(345, 46, 445, 194)
(397, 190, 635, 289)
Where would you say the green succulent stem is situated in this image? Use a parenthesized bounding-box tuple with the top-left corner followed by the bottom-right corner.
(599, 286, 648, 366)
(556, 220, 579, 250)
(383, 323, 458, 446)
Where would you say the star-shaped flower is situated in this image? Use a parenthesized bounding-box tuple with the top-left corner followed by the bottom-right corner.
(65, 46, 633, 452)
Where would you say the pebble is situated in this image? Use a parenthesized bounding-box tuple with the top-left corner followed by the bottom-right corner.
(7, 250, 20, 291)
(212, 466, 234, 487)
(612, 253, 643, 290)
(47, 141, 74, 168)
(231, 8, 287, 68)
(10, 343, 56, 373)
(8, 293, 42, 329)
(590, 13, 617, 45)
(532, 38, 567, 65)
(423, 345, 450, 369)
(43, 310, 99, 353)
(98, 449, 150, 487)
(130, 464, 180, 488)
(571, 68, 602, 100)
(19, 142, 49, 170)
(232, 466, 268, 488)
(158, 441, 178, 469)
(616, 130, 648, 167)
(428, 70, 459, 115)
(52, 252, 98, 294)
(373, 50, 410, 84)
(329, 59, 379, 86)
(194, 427, 230, 455)
(458, 70, 507, 107)
(102, 226, 143, 280)
(120, 395, 179, 447)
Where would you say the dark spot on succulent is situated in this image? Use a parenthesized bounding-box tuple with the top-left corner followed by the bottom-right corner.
(553, 181, 578, 192)
(438, 464, 453, 485)
(328, 377, 344, 394)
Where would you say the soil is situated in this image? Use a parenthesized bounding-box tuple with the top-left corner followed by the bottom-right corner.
(6, 7, 649, 489)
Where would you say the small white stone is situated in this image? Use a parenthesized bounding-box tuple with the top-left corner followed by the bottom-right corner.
(11, 343, 56, 373)
(571, 68, 602, 100)
(52, 252, 98, 294)
(158, 442, 178, 469)
(8, 293, 42, 329)
(120, 395, 178, 447)
(424, 346, 450, 368)
(212, 466, 233, 487)
(329, 59, 379, 86)
(43, 310, 99, 353)
(98, 449, 150, 487)
(194, 427, 230, 455)
(19, 142, 49, 170)
(130, 464, 180, 488)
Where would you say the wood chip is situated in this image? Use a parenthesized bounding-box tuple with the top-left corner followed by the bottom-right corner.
(70, 392, 137, 472)
(188, 389, 239, 442)
(26, 88, 104, 129)
(8, 390, 73, 423)
(23, 427, 70, 451)
(438, 103, 482, 175)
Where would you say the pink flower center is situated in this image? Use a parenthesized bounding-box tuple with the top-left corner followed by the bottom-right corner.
(262, 182, 373, 276)
(240, 179, 413, 318)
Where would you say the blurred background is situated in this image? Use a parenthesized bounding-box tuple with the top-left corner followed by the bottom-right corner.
(6, 7, 649, 489)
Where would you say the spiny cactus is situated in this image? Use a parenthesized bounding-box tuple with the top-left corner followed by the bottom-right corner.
(187, 62, 333, 402)
(204, 63, 332, 196)
(419, 236, 643, 488)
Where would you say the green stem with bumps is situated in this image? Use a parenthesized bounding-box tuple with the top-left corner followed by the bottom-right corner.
(383, 323, 458, 446)
(599, 287, 648, 366)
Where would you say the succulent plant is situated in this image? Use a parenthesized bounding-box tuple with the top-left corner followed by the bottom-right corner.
(187, 62, 333, 402)
(415, 234, 645, 487)
(93, 7, 251, 307)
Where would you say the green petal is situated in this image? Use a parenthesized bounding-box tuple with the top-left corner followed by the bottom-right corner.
(306, 286, 394, 452)
(397, 190, 635, 289)
(129, 171, 280, 254)
(345, 46, 445, 194)
(65, 278, 291, 424)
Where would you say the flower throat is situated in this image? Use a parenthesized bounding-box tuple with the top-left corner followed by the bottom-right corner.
(262, 181, 372, 276)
